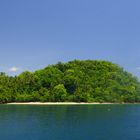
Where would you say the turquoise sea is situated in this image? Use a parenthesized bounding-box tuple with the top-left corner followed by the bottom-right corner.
(0, 104, 140, 140)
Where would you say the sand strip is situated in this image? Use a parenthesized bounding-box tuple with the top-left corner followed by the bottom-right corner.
(7, 102, 118, 105)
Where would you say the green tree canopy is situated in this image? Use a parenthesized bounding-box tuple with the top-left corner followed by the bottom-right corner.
(0, 60, 140, 103)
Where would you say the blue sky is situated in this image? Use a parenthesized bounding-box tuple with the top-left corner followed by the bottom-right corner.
(0, 0, 140, 78)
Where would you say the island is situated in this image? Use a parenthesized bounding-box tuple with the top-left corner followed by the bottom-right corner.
(0, 60, 140, 104)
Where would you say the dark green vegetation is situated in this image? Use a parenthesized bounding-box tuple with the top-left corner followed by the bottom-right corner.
(0, 60, 140, 103)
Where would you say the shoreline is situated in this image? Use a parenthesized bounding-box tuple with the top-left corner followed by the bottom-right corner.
(6, 102, 127, 105)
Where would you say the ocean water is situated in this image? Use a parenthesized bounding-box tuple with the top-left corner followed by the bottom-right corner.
(0, 104, 140, 140)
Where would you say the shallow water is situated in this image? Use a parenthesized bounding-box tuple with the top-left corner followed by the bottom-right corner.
(0, 104, 140, 140)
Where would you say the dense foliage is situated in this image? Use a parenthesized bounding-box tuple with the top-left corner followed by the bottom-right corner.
(0, 60, 140, 103)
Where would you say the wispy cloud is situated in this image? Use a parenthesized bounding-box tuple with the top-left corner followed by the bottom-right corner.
(9, 67, 19, 72)
(137, 67, 140, 70)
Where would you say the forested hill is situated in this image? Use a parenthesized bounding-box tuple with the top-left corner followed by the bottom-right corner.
(0, 60, 140, 103)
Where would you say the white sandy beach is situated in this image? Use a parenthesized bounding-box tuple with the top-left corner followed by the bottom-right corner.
(7, 102, 118, 105)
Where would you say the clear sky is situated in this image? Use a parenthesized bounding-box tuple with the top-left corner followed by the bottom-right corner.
(0, 0, 140, 78)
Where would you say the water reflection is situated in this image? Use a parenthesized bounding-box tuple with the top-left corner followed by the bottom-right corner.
(0, 104, 139, 140)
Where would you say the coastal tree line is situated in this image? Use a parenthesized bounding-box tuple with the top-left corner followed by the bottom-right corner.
(0, 60, 140, 103)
